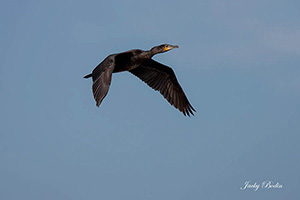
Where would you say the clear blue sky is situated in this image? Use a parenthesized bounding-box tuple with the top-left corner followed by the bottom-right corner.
(1, 0, 300, 199)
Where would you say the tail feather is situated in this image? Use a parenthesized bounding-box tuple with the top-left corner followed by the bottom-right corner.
(84, 73, 92, 79)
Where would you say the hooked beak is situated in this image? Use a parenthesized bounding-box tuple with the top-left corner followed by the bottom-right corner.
(169, 45, 179, 50)
(165, 45, 179, 51)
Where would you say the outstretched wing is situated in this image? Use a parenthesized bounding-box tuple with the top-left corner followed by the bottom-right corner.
(91, 57, 115, 107)
(130, 59, 195, 116)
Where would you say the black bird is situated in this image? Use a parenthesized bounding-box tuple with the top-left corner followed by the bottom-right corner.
(84, 44, 196, 116)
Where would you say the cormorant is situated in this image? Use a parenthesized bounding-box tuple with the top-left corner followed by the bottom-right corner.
(84, 44, 195, 116)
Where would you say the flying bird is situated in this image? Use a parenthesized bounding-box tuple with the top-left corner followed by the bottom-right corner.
(84, 44, 195, 116)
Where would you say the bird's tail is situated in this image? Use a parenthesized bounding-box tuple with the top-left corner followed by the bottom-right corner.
(83, 73, 92, 79)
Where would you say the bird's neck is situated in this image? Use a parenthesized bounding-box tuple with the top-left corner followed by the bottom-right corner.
(149, 48, 163, 57)
(140, 50, 156, 59)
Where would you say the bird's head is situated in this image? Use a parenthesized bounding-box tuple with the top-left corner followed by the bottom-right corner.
(150, 44, 179, 54)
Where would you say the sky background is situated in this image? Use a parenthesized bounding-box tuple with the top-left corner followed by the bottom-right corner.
(1, 0, 300, 199)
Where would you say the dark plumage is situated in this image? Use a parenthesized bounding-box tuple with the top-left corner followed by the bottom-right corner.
(84, 44, 196, 116)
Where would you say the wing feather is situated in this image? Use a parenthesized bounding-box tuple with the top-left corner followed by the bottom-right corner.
(130, 59, 195, 116)
(91, 57, 115, 107)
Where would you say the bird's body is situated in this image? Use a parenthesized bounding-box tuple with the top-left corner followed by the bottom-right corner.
(84, 44, 195, 116)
